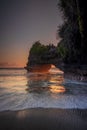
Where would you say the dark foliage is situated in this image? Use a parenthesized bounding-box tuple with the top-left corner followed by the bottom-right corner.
(57, 0, 87, 64)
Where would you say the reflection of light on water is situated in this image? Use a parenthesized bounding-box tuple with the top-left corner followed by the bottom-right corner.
(49, 71, 65, 94)
(49, 65, 64, 74)
(27, 73, 49, 81)
(50, 86, 66, 94)
(26, 64, 65, 94)
(1, 68, 87, 111)
(49, 76, 64, 84)
(26, 86, 49, 93)
(1, 76, 27, 93)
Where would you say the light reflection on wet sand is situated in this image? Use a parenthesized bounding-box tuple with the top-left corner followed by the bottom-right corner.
(0, 109, 87, 130)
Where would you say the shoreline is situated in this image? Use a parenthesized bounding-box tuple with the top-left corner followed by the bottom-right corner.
(64, 72, 87, 82)
(0, 108, 87, 130)
(56, 64, 87, 82)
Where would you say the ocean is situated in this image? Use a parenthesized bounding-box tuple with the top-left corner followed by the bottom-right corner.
(0, 66, 87, 111)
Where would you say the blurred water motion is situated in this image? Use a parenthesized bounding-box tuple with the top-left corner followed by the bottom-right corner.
(0, 65, 87, 111)
(26, 64, 65, 94)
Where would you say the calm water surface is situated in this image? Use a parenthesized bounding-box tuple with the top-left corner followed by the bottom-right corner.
(0, 66, 87, 111)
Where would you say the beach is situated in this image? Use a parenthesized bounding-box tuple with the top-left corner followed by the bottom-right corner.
(0, 68, 87, 130)
(0, 108, 87, 130)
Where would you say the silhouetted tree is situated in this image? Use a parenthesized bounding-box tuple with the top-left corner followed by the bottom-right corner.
(57, 0, 87, 64)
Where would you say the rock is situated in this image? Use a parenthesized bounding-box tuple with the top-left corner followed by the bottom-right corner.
(25, 42, 87, 81)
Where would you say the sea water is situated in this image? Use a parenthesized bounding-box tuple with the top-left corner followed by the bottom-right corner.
(0, 66, 87, 111)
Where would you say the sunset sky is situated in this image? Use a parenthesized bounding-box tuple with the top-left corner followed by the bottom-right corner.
(0, 0, 63, 67)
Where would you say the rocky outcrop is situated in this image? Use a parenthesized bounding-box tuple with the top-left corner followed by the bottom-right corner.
(25, 42, 87, 81)
(61, 64, 87, 81)
(26, 42, 62, 68)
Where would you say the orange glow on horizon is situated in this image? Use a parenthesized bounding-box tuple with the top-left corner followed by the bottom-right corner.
(0, 58, 27, 68)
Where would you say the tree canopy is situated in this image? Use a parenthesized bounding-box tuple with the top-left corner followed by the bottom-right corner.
(57, 0, 87, 64)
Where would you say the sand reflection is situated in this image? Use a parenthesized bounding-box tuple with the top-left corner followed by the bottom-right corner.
(17, 110, 29, 118)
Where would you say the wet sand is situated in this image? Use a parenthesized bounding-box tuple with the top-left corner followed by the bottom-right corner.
(0, 108, 87, 130)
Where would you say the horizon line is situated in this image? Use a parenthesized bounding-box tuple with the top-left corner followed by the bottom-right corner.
(0, 67, 24, 69)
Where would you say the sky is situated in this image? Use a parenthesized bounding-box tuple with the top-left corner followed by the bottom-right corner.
(0, 0, 63, 67)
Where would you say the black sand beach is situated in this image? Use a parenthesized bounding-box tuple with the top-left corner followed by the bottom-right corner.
(0, 108, 87, 130)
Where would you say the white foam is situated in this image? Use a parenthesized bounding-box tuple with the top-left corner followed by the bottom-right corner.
(0, 93, 87, 111)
